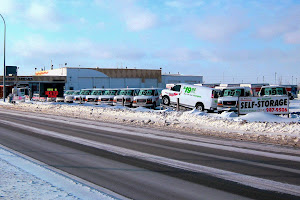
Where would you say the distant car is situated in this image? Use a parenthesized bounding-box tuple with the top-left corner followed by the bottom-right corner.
(32, 93, 40, 101)
(85, 89, 106, 104)
(65, 90, 79, 103)
(132, 88, 162, 109)
(113, 88, 140, 107)
(98, 89, 119, 105)
(217, 87, 253, 113)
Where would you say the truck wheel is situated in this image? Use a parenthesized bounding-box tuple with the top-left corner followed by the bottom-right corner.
(195, 103, 204, 112)
(152, 102, 156, 109)
(162, 96, 170, 106)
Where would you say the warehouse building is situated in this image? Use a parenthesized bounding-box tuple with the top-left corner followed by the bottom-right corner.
(35, 67, 162, 90)
(1, 66, 203, 98)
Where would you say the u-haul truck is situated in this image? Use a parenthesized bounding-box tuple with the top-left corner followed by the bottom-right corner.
(161, 83, 219, 112)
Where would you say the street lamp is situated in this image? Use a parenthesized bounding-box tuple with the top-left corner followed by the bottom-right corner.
(0, 14, 6, 102)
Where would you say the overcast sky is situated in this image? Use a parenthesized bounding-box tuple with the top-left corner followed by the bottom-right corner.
(0, 0, 299, 84)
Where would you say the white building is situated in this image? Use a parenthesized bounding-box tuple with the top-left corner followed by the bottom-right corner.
(34, 67, 204, 90)
(162, 74, 203, 86)
(35, 67, 162, 90)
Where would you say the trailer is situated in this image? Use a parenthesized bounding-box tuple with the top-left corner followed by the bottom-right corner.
(240, 83, 269, 96)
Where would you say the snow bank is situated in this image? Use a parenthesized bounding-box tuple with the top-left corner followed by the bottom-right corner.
(1, 101, 300, 147)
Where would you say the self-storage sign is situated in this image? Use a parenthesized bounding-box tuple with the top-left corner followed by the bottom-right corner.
(238, 96, 289, 115)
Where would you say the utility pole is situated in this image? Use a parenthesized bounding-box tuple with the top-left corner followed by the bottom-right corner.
(275, 72, 277, 85)
(0, 14, 6, 102)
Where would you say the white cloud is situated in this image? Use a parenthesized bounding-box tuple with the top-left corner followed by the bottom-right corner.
(125, 11, 158, 31)
(188, 14, 246, 42)
(0, 0, 17, 15)
(165, 0, 204, 9)
(11, 35, 146, 65)
(94, 0, 158, 31)
(255, 5, 300, 44)
(284, 29, 300, 44)
(25, 1, 61, 30)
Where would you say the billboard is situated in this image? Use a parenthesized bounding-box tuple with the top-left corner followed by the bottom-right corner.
(238, 96, 289, 115)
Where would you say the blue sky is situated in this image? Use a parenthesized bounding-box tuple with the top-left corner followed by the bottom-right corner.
(0, 0, 299, 84)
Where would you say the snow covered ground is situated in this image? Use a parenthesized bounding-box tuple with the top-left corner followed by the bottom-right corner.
(1, 99, 300, 147)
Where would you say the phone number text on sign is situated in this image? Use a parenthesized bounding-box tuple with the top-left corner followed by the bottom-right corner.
(265, 107, 288, 113)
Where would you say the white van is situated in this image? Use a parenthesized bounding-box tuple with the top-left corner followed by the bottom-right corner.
(98, 89, 119, 105)
(132, 88, 163, 109)
(217, 87, 253, 113)
(74, 89, 93, 104)
(113, 88, 140, 107)
(65, 90, 80, 103)
(258, 85, 288, 97)
(161, 83, 219, 112)
(85, 89, 106, 104)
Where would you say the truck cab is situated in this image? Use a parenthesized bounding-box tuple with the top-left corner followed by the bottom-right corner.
(113, 88, 140, 107)
(217, 87, 252, 113)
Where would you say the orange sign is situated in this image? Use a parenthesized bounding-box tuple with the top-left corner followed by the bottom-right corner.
(35, 71, 49, 76)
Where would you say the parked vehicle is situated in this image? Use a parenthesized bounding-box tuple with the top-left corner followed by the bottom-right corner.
(64, 90, 79, 103)
(85, 89, 106, 104)
(161, 83, 219, 112)
(32, 93, 40, 101)
(56, 90, 73, 102)
(12, 87, 31, 102)
(281, 85, 297, 100)
(132, 88, 162, 109)
(217, 87, 253, 113)
(73, 89, 93, 103)
(98, 89, 119, 105)
(113, 88, 140, 107)
(258, 85, 288, 97)
(240, 83, 269, 96)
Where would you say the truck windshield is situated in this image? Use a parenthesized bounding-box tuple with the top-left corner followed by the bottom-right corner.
(261, 87, 287, 96)
(80, 90, 91, 95)
(104, 90, 117, 95)
(222, 89, 244, 97)
(118, 90, 134, 96)
(91, 90, 104, 95)
(73, 91, 80, 95)
(65, 91, 74, 95)
(138, 90, 155, 96)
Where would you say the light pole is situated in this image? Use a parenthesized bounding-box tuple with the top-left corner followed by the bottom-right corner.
(0, 14, 6, 102)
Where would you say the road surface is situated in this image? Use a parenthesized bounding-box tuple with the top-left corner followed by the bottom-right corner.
(0, 108, 299, 200)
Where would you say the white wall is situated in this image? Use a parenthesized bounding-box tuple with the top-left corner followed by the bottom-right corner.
(161, 75, 203, 88)
(143, 79, 158, 88)
(35, 68, 67, 76)
(66, 68, 109, 90)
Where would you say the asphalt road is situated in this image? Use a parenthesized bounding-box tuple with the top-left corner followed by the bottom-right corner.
(0, 107, 300, 200)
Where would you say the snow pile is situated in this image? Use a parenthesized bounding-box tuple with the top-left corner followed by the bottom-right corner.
(1, 101, 300, 147)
